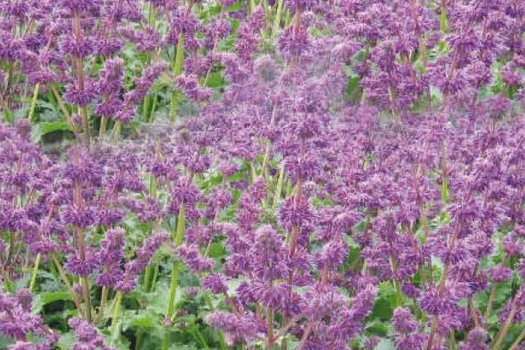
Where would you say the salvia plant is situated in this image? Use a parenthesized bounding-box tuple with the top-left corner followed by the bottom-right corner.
(1, 0, 525, 349)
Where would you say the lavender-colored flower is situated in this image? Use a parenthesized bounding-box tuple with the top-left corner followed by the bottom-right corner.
(68, 317, 114, 350)
(393, 307, 418, 334)
(204, 311, 262, 346)
(278, 25, 310, 58)
(460, 327, 489, 350)
(202, 273, 228, 294)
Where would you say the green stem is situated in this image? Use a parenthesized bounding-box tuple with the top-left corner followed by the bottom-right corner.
(492, 302, 518, 350)
(29, 253, 41, 292)
(272, 0, 284, 37)
(149, 95, 158, 123)
(50, 255, 85, 318)
(143, 265, 153, 292)
(509, 326, 525, 350)
(28, 83, 40, 122)
(4, 62, 14, 96)
(148, 2, 156, 27)
(164, 203, 187, 350)
(112, 121, 122, 139)
(49, 84, 81, 141)
(110, 292, 123, 335)
(440, 2, 448, 33)
(81, 277, 92, 322)
(94, 286, 109, 323)
(142, 95, 151, 122)
(174, 204, 186, 247)
(150, 262, 160, 291)
(188, 324, 208, 348)
(484, 281, 498, 320)
(166, 262, 180, 319)
(393, 280, 402, 307)
(273, 166, 285, 208)
(6, 232, 17, 268)
(250, 162, 257, 184)
(169, 34, 185, 123)
(80, 105, 90, 148)
(1, 271, 13, 292)
(99, 117, 108, 137)
(1, 101, 12, 123)
(135, 330, 145, 350)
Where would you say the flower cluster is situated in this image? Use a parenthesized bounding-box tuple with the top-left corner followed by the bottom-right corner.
(2, 0, 525, 349)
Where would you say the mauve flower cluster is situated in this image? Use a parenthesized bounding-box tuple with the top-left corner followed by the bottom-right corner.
(3, 0, 525, 349)
(68, 317, 113, 350)
(0, 286, 57, 349)
(0, 121, 171, 345)
(142, 3, 525, 348)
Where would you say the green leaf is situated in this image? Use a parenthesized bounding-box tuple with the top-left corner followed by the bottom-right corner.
(0, 335, 14, 348)
(32, 291, 72, 314)
(149, 281, 183, 315)
(440, 8, 448, 32)
(207, 241, 227, 259)
(366, 321, 390, 337)
(204, 71, 226, 89)
(374, 338, 396, 350)
(227, 2, 243, 12)
(57, 331, 77, 350)
(346, 75, 362, 102)
(371, 296, 394, 321)
(169, 343, 200, 350)
(122, 310, 159, 330)
(31, 121, 71, 143)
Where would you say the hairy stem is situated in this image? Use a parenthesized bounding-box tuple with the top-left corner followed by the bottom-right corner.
(50, 254, 84, 318)
(272, 0, 284, 37)
(29, 253, 41, 292)
(169, 34, 185, 123)
(492, 302, 518, 350)
(509, 326, 525, 350)
(28, 83, 40, 122)
(110, 292, 123, 335)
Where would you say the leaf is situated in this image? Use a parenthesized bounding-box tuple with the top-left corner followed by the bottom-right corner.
(371, 296, 394, 321)
(13, 104, 30, 120)
(149, 281, 183, 315)
(204, 71, 226, 89)
(374, 338, 396, 350)
(366, 321, 390, 337)
(31, 121, 71, 143)
(169, 343, 200, 350)
(440, 8, 448, 32)
(227, 2, 243, 12)
(0, 335, 13, 348)
(225, 278, 245, 297)
(57, 331, 77, 350)
(207, 241, 227, 259)
(122, 310, 159, 330)
(32, 291, 72, 314)
(346, 75, 362, 102)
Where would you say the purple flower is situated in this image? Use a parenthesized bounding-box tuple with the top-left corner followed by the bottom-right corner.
(278, 196, 314, 232)
(204, 311, 262, 346)
(393, 307, 418, 334)
(202, 273, 228, 294)
(460, 327, 489, 350)
(278, 25, 310, 58)
(68, 317, 114, 350)
(63, 80, 98, 106)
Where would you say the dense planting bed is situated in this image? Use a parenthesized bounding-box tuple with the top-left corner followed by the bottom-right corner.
(1, 1, 525, 349)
